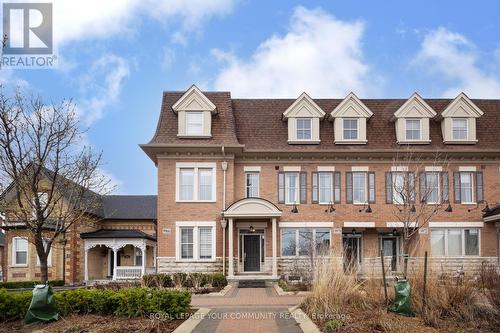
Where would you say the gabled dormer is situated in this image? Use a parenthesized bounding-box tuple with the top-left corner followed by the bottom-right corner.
(330, 92, 373, 144)
(392, 93, 436, 144)
(283, 92, 325, 144)
(440, 93, 483, 144)
(172, 85, 217, 138)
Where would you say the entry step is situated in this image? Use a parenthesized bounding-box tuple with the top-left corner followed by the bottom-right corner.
(238, 280, 267, 288)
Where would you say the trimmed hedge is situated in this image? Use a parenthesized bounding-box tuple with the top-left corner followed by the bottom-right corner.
(0, 287, 191, 323)
(143, 272, 227, 289)
(0, 280, 64, 289)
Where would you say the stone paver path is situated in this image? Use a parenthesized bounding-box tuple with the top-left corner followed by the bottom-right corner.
(191, 286, 305, 333)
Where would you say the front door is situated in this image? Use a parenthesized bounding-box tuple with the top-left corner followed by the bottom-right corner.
(343, 235, 361, 272)
(244, 235, 260, 272)
(381, 237, 398, 271)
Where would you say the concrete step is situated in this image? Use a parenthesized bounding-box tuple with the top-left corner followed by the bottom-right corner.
(238, 280, 267, 288)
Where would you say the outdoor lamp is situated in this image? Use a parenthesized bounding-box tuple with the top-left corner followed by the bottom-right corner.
(291, 204, 299, 213)
(365, 204, 372, 213)
(249, 225, 255, 233)
(445, 202, 453, 212)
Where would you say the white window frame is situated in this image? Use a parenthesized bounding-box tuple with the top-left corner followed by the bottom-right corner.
(405, 119, 421, 141)
(459, 172, 475, 204)
(186, 111, 204, 136)
(36, 238, 52, 267)
(352, 172, 368, 204)
(430, 228, 481, 257)
(318, 172, 333, 204)
(452, 118, 468, 140)
(425, 172, 440, 204)
(175, 221, 216, 262)
(245, 172, 260, 198)
(342, 118, 359, 140)
(12, 237, 28, 267)
(280, 227, 331, 257)
(392, 172, 406, 204)
(285, 172, 300, 204)
(296, 118, 312, 140)
(176, 163, 216, 202)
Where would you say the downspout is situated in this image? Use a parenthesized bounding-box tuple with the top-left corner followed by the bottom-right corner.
(221, 146, 228, 275)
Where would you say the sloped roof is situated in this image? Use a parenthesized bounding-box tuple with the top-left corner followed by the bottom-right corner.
(102, 195, 157, 220)
(80, 229, 156, 241)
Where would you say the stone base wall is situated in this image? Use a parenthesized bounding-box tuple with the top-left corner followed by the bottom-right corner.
(157, 257, 223, 274)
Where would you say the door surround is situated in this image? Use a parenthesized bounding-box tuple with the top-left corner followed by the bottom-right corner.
(237, 226, 266, 273)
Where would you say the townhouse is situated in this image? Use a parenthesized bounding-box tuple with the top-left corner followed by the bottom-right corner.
(141, 85, 500, 279)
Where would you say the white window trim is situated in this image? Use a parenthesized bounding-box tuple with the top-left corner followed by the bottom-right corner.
(318, 172, 334, 205)
(425, 172, 441, 205)
(430, 228, 481, 257)
(175, 221, 216, 262)
(280, 227, 331, 257)
(12, 237, 28, 267)
(352, 172, 368, 205)
(284, 172, 300, 205)
(245, 172, 260, 198)
(452, 118, 468, 141)
(296, 118, 313, 141)
(342, 118, 359, 141)
(459, 172, 475, 204)
(36, 238, 52, 267)
(175, 163, 216, 202)
(405, 118, 422, 141)
(186, 111, 204, 136)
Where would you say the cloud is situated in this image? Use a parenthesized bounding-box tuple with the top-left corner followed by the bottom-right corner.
(54, 0, 236, 45)
(414, 27, 500, 98)
(76, 54, 130, 125)
(212, 6, 378, 98)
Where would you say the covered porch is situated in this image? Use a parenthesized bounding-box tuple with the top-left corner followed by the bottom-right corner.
(81, 229, 156, 282)
(222, 198, 282, 280)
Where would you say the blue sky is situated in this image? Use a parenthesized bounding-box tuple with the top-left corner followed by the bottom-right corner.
(2, 0, 500, 194)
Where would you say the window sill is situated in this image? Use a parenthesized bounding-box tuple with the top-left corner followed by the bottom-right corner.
(443, 140, 478, 144)
(287, 140, 321, 145)
(397, 140, 431, 145)
(10, 264, 28, 268)
(353, 202, 368, 206)
(177, 135, 212, 139)
(334, 140, 367, 145)
(176, 200, 216, 203)
(175, 259, 216, 263)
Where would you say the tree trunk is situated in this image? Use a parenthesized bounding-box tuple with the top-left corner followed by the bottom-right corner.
(402, 240, 410, 279)
(35, 237, 49, 283)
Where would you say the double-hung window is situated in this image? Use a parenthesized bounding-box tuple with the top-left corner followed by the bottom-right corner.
(318, 173, 333, 204)
(12, 237, 28, 266)
(452, 119, 468, 140)
(347, 171, 375, 204)
(352, 173, 367, 204)
(460, 172, 473, 203)
(388, 172, 415, 204)
(343, 118, 358, 140)
(285, 173, 299, 204)
(177, 222, 216, 261)
(296, 118, 312, 140)
(405, 119, 421, 140)
(176, 163, 216, 202)
(423, 172, 440, 204)
(186, 112, 203, 136)
(312, 171, 340, 204)
(431, 228, 479, 256)
(245, 172, 259, 198)
(134, 247, 143, 266)
(281, 227, 331, 257)
(453, 171, 483, 204)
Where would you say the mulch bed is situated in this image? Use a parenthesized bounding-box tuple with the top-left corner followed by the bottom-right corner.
(0, 314, 185, 333)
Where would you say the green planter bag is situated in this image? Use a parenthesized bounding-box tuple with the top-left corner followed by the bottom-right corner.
(24, 284, 58, 324)
(389, 279, 413, 316)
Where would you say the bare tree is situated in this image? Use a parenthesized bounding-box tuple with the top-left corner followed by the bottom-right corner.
(389, 147, 449, 278)
(0, 87, 110, 283)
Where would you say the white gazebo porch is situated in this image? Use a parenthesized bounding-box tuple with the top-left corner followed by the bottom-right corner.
(81, 229, 157, 282)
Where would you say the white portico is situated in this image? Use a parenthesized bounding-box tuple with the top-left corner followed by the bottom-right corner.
(222, 198, 282, 279)
(81, 229, 157, 282)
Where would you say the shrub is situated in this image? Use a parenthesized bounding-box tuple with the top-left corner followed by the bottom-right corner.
(210, 273, 227, 288)
(189, 273, 204, 289)
(479, 263, 500, 314)
(324, 319, 343, 332)
(142, 274, 173, 288)
(0, 287, 191, 322)
(172, 273, 188, 288)
(0, 280, 64, 289)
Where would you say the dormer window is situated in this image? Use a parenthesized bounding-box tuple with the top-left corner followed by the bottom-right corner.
(186, 111, 203, 136)
(296, 118, 312, 140)
(452, 118, 468, 140)
(331, 93, 372, 144)
(172, 85, 217, 138)
(405, 119, 421, 141)
(343, 118, 358, 140)
(393, 93, 436, 144)
(440, 93, 483, 144)
(283, 92, 325, 144)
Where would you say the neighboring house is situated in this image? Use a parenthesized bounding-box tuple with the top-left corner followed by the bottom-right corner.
(1, 177, 157, 283)
(141, 85, 500, 280)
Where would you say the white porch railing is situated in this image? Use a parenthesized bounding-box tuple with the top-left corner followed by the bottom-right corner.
(115, 266, 142, 279)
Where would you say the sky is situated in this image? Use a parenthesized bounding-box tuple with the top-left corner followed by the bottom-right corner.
(1, 0, 500, 195)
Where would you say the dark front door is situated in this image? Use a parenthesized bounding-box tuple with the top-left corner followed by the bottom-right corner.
(343, 236, 361, 272)
(382, 238, 398, 271)
(244, 235, 260, 272)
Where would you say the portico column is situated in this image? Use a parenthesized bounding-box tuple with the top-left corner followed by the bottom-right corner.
(272, 218, 277, 277)
(153, 245, 157, 269)
(84, 247, 89, 282)
(113, 248, 118, 281)
(141, 243, 146, 276)
(228, 218, 234, 277)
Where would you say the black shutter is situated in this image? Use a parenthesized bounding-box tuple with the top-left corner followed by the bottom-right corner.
(312, 172, 318, 204)
(346, 172, 353, 204)
(334, 171, 341, 203)
(441, 172, 449, 203)
(385, 172, 393, 204)
(476, 171, 484, 203)
(419, 172, 426, 203)
(300, 172, 307, 204)
(278, 172, 285, 204)
(368, 172, 376, 203)
(453, 172, 461, 203)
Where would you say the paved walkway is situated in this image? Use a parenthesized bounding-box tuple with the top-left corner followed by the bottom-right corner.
(191, 286, 305, 333)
